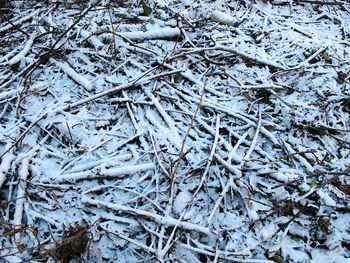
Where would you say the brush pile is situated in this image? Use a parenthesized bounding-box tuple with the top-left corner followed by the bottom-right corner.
(0, 0, 349, 262)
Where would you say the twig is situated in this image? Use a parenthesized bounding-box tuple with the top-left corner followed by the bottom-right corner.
(295, 0, 346, 6)
(168, 85, 205, 202)
(0, 144, 15, 189)
(81, 193, 212, 235)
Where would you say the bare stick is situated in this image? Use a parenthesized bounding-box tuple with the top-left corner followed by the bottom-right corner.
(168, 86, 205, 203)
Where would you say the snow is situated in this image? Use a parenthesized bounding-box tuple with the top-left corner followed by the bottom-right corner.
(8, 33, 36, 66)
(120, 27, 181, 41)
(173, 190, 192, 215)
(0, 10, 39, 33)
(51, 59, 94, 91)
(0, 145, 15, 189)
(211, 10, 239, 26)
(12, 158, 29, 228)
(0, 0, 350, 262)
(79, 29, 104, 50)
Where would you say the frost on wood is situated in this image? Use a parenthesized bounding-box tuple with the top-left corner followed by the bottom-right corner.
(0, 10, 39, 33)
(0, 1, 349, 263)
(8, 33, 36, 66)
(120, 27, 181, 41)
(50, 162, 156, 182)
(12, 159, 29, 236)
(79, 29, 104, 50)
(0, 146, 15, 189)
(211, 10, 238, 26)
(52, 59, 94, 91)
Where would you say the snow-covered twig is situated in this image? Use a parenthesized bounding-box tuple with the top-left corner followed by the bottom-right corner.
(101, 162, 156, 178)
(194, 115, 220, 196)
(51, 162, 155, 182)
(120, 27, 181, 41)
(0, 60, 38, 90)
(51, 59, 94, 91)
(169, 86, 205, 190)
(12, 159, 29, 238)
(80, 29, 104, 50)
(101, 224, 157, 255)
(158, 115, 221, 259)
(207, 177, 234, 224)
(8, 34, 36, 66)
(287, 22, 313, 38)
(62, 153, 132, 174)
(149, 130, 170, 177)
(0, 145, 15, 189)
(81, 194, 212, 235)
(177, 241, 272, 262)
(297, 44, 329, 68)
(55, 68, 183, 112)
(0, 90, 17, 101)
(211, 10, 238, 26)
(243, 110, 262, 162)
(146, 110, 183, 151)
(282, 141, 314, 172)
(0, 11, 39, 33)
(167, 46, 286, 70)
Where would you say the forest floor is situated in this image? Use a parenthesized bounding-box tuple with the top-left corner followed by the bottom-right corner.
(0, 0, 350, 262)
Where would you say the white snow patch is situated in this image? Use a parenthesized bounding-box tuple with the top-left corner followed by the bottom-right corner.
(173, 190, 192, 215)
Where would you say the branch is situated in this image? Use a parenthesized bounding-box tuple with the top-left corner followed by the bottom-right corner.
(81, 193, 212, 235)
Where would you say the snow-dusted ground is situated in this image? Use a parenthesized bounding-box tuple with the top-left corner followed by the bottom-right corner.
(0, 0, 350, 262)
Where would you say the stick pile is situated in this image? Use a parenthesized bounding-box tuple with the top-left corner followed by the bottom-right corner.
(0, 1, 349, 262)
